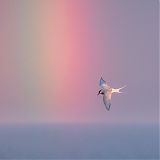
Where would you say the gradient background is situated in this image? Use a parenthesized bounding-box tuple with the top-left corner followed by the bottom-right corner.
(0, 0, 159, 125)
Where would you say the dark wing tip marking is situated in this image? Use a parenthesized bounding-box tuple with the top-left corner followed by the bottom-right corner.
(108, 103, 111, 111)
(100, 77, 105, 81)
(105, 103, 111, 111)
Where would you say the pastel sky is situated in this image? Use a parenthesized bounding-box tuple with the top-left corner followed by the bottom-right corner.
(0, 0, 158, 124)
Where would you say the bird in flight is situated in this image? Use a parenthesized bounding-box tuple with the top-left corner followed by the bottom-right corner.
(97, 77, 126, 111)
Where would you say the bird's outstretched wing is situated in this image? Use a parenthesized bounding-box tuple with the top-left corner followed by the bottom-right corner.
(99, 77, 110, 89)
(103, 91, 112, 111)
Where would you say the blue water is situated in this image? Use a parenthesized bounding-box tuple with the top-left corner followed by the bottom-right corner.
(0, 124, 159, 159)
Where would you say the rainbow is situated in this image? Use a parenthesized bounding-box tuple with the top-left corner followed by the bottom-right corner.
(0, 0, 112, 123)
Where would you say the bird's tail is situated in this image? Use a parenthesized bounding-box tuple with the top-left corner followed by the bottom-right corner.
(117, 85, 127, 93)
(112, 85, 126, 93)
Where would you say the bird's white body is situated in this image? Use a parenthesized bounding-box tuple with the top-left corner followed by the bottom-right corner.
(98, 77, 126, 110)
